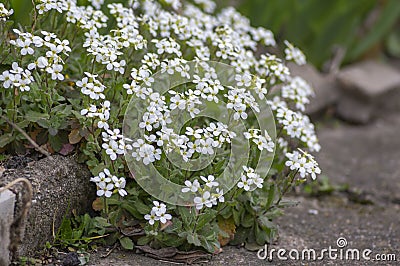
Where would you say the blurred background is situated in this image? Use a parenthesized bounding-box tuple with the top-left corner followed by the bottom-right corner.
(9, 0, 400, 69)
(231, 0, 400, 70)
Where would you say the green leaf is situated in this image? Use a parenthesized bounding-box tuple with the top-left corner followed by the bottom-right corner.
(186, 232, 201, 246)
(93, 217, 111, 228)
(257, 216, 275, 229)
(178, 206, 195, 229)
(137, 236, 151, 245)
(121, 203, 142, 219)
(230, 226, 249, 245)
(195, 210, 217, 231)
(59, 218, 73, 240)
(0, 133, 14, 148)
(48, 134, 63, 152)
(349, 0, 400, 60)
(25, 111, 49, 122)
(134, 199, 151, 214)
(37, 119, 50, 128)
(241, 212, 254, 228)
(199, 234, 219, 253)
(265, 184, 275, 209)
(119, 237, 134, 250)
(232, 208, 241, 226)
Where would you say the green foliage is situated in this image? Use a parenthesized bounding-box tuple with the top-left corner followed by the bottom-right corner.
(54, 213, 111, 250)
(237, 0, 400, 67)
(303, 175, 348, 197)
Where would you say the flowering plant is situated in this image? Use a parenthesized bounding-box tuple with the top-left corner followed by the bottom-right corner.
(0, 0, 320, 254)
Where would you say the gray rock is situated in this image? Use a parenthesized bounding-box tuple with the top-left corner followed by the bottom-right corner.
(336, 96, 374, 124)
(0, 189, 15, 266)
(288, 63, 340, 115)
(336, 60, 400, 123)
(338, 60, 400, 100)
(0, 155, 94, 258)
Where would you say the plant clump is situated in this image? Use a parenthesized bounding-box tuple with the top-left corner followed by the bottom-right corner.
(0, 0, 321, 255)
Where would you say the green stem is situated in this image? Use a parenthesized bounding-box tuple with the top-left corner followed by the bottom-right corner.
(275, 169, 299, 206)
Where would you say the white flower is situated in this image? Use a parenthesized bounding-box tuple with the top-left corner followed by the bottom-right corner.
(194, 191, 212, 210)
(47, 64, 64, 81)
(199, 138, 214, 155)
(112, 176, 127, 197)
(144, 210, 159, 225)
(145, 201, 172, 225)
(0, 70, 14, 88)
(17, 39, 34, 55)
(285, 150, 321, 179)
(97, 113, 110, 130)
(28, 56, 48, 70)
(181, 179, 200, 193)
(152, 201, 167, 216)
(237, 175, 253, 191)
(284, 40, 306, 66)
(139, 114, 155, 131)
(214, 188, 224, 203)
(200, 175, 219, 188)
(102, 140, 124, 160)
(0, 4, 13, 21)
(97, 182, 114, 197)
(158, 212, 172, 224)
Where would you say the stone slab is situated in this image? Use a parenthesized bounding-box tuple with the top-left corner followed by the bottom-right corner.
(337, 60, 400, 100)
(0, 189, 15, 266)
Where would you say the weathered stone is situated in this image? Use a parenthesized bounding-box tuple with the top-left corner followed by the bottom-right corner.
(288, 63, 339, 115)
(0, 155, 94, 258)
(336, 96, 374, 124)
(0, 189, 15, 266)
(337, 60, 400, 100)
(336, 60, 400, 123)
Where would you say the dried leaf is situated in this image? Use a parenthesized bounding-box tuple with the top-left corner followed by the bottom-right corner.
(160, 220, 172, 231)
(121, 226, 145, 237)
(0, 166, 5, 177)
(218, 217, 236, 246)
(92, 197, 104, 211)
(68, 129, 82, 144)
(135, 246, 210, 264)
(59, 143, 75, 156)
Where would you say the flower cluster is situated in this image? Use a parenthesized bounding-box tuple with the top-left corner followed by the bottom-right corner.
(0, 3, 13, 21)
(90, 168, 127, 197)
(268, 97, 320, 152)
(144, 201, 172, 225)
(0, 62, 33, 92)
(285, 149, 321, 180)
(0, 29, 71, 92)
(281, 76, 314, 112)
(102, 128, 133, 161)
(182, 175, 224, 210)
(284, 40, 306, 66)
(237, 166, 263, 191)
(0, 0, 323, 241)
(244, 129, 275, 152)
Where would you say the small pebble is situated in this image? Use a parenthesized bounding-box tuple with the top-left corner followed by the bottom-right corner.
(308, 209, 318, 215)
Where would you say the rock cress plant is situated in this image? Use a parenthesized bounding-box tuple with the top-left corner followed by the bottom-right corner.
(0, 0, 320, 253)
